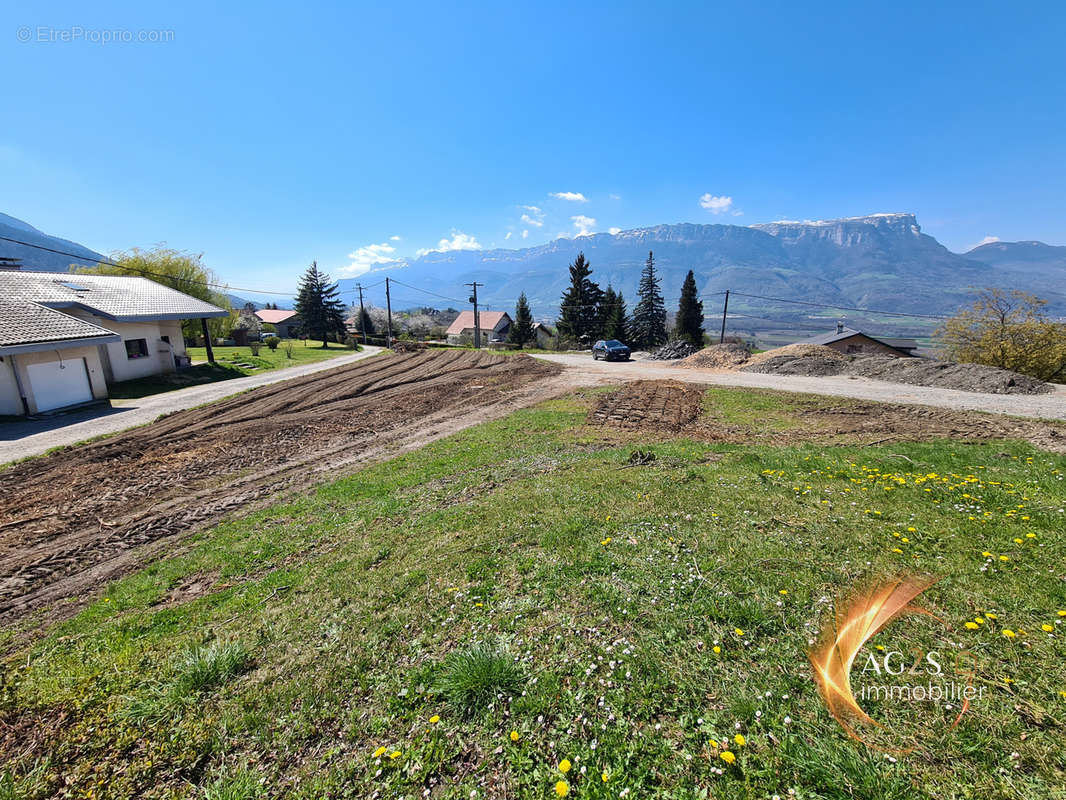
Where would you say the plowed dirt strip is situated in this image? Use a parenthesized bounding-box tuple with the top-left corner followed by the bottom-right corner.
(0, 351, 560, 623)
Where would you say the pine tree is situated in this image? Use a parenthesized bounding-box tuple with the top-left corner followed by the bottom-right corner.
(557, 252, 605, 346)
(674, 270, 705, 346)
(507, 293, 536, 348)
(629, 251, 667, 349)
(294, 261, 347, 347)
(602, 285, 628, 343)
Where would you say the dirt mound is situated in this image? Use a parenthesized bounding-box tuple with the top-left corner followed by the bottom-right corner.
(0, 351, 561, 624)
(848, 356, 1052, 395)
(678, 342, 752, 369)
(588, 380, 704, 431)
(742, 355, 848, 377)
(745, 343, 849, 367)
(647, 340, 701, 361)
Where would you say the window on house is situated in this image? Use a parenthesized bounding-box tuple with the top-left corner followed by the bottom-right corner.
(125, 338, 149, 359)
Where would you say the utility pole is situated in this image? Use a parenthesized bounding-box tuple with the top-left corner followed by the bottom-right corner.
(385, 277, 393, 348)
(356, 283, 367, 344)
(466, 282, 482, 348)
(719, 289, 730, 344)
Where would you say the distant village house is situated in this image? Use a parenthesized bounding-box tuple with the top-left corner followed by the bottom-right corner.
(445, 311, 512, 345)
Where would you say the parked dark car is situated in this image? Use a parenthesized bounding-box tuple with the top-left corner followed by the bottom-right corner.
(592, 339, 631, 361)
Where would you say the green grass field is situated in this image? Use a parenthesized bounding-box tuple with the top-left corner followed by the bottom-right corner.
(107, 344, 354, 399)
(2, 388, 1064, 799)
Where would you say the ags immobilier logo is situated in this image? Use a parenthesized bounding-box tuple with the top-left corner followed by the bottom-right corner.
(809, 575, 984, 753)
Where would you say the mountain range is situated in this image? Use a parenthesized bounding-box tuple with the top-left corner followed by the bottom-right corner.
(339, 213, 1066, 320)
(3, 212, 1064, 325)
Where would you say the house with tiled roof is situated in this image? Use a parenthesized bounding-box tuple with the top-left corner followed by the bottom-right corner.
(445, 311, 511, 345)
(0, 271, 228, 415)
(254, 308, 301, 338)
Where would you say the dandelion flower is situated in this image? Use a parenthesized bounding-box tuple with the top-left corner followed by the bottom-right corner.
(1058, 611, 1066, 617)
(708, 739, 718, 748)
(712, 645, 721, 654)
(1014, 538, 1023, 544)
(429, 715, 440, 724)
(1003, 629, 1017, 639)
(601, 770, 609, 783)
(1042, 624, 1054, 632)
(999, 555, 1010, 562)
(1025, 532, 1036, 539)
(720, 751, 736, 764)
(986, 612, 998, 620)
(734, 734, 746, 747)
(388, 750, 401, 760)
(558, 759, 571, 773)
(964, 622, 979, 630)
(510, 730, 520, 741)
(555, 780, 569, 797)
(372, 746, 387, 758)
(779, 589, 788, 595)
(734, 628, 744, 636)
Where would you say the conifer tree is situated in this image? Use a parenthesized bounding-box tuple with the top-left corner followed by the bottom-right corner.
(674, 270, 705, 346)
(557, 252, 605, 346)
(602, 285, 629, 343)
(629, 251, 667, 349)
(508, 292, 536, 348)
(294, 261, 347, 346)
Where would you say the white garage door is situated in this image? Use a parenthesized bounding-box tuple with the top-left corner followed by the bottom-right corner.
(27, 358, 93, 412)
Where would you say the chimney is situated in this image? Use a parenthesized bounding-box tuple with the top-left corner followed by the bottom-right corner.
(836, 321, 845, 334)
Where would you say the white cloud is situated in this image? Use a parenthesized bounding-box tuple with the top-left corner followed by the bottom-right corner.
(521, 229, 529, 239)
(699, 193, 734, 214)
(551, 191, 588, 202)
(609, 193, 621, 201)
(572, 215, 597, 236)
(519, 204, 545, 227)
(390, 235, 402, 241)
(970, 235, 1000, 249)
(609, 226, 621, 235)
(504, 231, 512, 240)
(341, 241, 400, 275)
(416, 231, 482, 257)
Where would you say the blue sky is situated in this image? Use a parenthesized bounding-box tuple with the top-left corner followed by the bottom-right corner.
(2, 0, 1064, 291)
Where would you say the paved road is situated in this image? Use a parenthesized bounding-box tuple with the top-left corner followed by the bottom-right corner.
(0, 348, 383, 464)
(536, 353, 1066, 421)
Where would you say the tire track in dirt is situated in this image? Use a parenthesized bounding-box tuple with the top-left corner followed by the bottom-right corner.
(0, 351, 562, 625)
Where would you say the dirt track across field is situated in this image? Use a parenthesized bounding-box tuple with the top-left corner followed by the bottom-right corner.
(0, 351, 562, 624)
(588, 379, 1066, 451)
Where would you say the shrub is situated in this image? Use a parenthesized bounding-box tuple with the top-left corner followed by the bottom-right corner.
(265, 336, 280, 351)
(939, 288, 1066, 381)
(436, 642, 525, 715)
(248, 342, 261, 356)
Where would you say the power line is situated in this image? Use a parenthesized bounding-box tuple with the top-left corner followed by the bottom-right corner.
(387, 277, 467, 305)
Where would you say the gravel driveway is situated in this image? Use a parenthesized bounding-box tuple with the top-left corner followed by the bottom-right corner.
(535, 353, 1066, 421)
(0, 348, 383, 465)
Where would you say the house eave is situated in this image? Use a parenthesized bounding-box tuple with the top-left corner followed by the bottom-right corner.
(0, 334, 122, 357)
